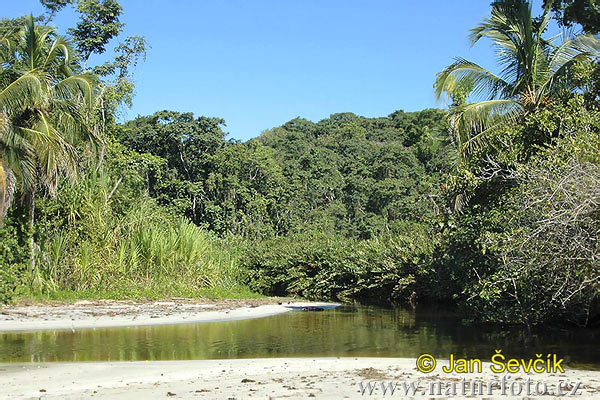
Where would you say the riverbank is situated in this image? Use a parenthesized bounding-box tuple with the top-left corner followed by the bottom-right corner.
(0, 298, 337, 332)
(1, 358, 599, 399)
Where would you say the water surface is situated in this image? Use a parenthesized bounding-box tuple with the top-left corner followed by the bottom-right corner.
(1, 305, 599, 369)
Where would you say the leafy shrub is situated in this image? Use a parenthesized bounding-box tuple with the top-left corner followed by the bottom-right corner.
(242, 229, 435, 303)
(446, 115, 600, 327)
(466, 143, 600, 327)
(0, 211, 28, 303)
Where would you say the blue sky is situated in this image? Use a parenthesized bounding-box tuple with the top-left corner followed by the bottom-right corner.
(7, 0, 549, 141)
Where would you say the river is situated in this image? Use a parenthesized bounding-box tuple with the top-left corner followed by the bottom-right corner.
(1, 304, 599, 369)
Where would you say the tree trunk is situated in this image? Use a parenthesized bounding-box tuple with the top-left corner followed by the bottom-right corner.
(27, 190, 36, 287)
(95, 97, 107, 172)
(0, 162, 16, 227)
(96, 142, 106, 172)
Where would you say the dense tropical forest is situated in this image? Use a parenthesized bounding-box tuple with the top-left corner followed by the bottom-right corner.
(0, 0, 599, 329)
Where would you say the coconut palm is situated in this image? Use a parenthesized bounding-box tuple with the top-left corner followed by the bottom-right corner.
(0, 16, 99, 274)
(434, 0, 600, 161)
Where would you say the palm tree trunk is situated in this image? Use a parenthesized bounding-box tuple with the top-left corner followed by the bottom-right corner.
(27, 190, 36, 286)
(0, 162, 16, 227)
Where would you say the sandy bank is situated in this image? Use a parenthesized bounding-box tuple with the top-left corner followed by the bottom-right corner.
(0, 299, 338, 332)
(1, 358, 599, 399)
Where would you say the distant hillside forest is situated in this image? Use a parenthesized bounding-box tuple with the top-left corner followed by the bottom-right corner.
(1, 0, 600, 328)
(119, 109, 450, 239)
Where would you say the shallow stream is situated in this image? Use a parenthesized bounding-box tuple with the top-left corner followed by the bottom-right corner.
(1, 305, 598, 369)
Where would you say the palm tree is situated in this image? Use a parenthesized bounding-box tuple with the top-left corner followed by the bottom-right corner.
(434, 0, 600, 161)
(0, 17, 99, 277)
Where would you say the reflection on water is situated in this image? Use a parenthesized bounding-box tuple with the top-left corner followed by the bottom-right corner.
(1, 305, 599, 369)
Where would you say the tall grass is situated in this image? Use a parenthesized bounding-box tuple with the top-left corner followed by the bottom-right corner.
(29, 171, 249, 300)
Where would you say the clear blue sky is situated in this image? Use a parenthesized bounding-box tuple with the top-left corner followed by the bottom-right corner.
(6, 0, 549, 141)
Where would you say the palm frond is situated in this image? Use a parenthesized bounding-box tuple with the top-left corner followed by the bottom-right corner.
(0, 127, 38, 193)
(547, 34, 600, 80)
(52, 73, 98, 106)
(43, 36, 72, 69)
(20, 16, 54, 72)
(452, 99, 522, 158)
(0, 72, 43, 114)
(435, 58, 513, 100)
(437, 0, 599, 166)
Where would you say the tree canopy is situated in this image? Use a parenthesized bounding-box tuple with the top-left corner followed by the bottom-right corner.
(544, 0, 600, 33)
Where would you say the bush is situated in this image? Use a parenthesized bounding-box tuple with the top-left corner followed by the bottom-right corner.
(460, 126, 600, 327)
(0, 211, 28, 303)
(242, 229, 435, 303)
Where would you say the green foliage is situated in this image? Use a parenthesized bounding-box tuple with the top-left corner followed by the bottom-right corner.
(94, 35, 148, 111)
(544, 0, 600, 33)
(41, 0, 148, 117)
(118, 109, 452, 239)
(243, 230, 435, 303)
(428, 205, 503, 303)
(571, 60, 600, 108)
(435, 0, 600, 163)
(39, 0, 73, 23)
(431, 2, 600, 327)
(258, 109, 452, 238)
(203, 140, 287, 237)
(0, 16, 101, 302)
(436, 95, 600, 326)
(40, 0, 72, 12)
(458, 107, 600, 326)
(69, 0, 124, 65)
(30, 165, 247, 298)
(0, 210, 28, 303)
(1, 0, 598, 333)
(471, 174, 597, 325)
(0, 17, 99, 210)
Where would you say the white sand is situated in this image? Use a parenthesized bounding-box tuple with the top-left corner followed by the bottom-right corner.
(0, 300, 338, 332)
(1, 358, 599, 399)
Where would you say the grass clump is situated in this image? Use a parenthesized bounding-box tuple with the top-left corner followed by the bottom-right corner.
(13, 170, 251, 301)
